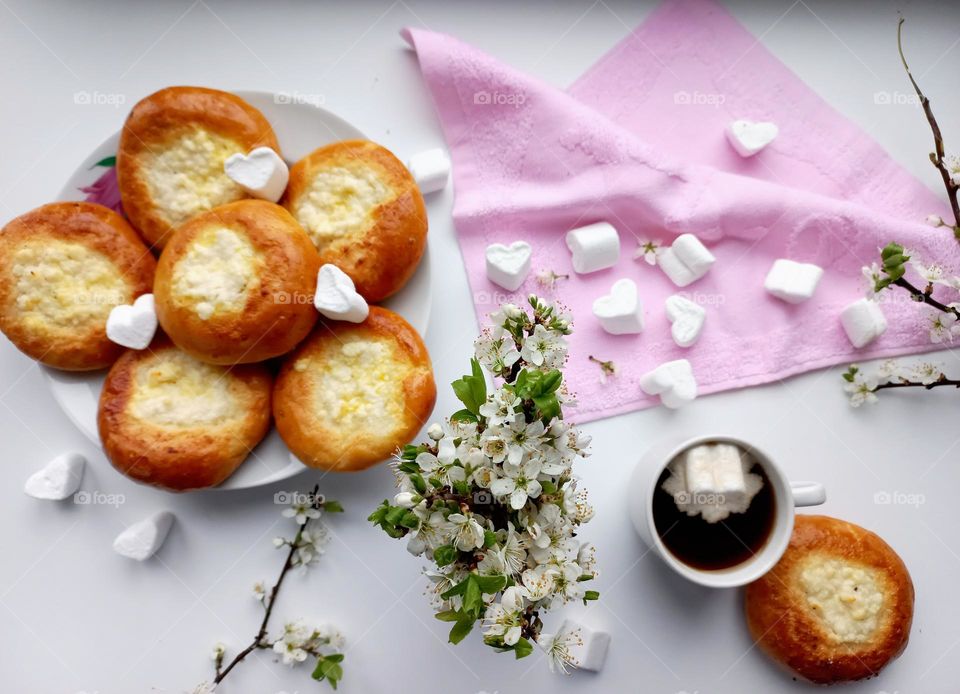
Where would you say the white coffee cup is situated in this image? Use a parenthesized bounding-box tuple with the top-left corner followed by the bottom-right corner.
(628, 434, 826, 588)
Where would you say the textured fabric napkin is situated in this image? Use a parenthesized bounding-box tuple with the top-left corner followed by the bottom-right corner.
(403, 0, 957, 423)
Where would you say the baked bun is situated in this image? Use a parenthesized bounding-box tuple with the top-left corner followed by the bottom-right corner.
(744, 515, 914, 684)
(154, 199, 320, 365)
(281, 140, 427, 303)
(98, 335, 272, 491)
(273, 306, 436, 471)
(117, 86, 279, 249)
(0, 202, 155, 371)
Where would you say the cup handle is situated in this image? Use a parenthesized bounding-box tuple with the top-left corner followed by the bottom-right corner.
(790, 481, 826, 507)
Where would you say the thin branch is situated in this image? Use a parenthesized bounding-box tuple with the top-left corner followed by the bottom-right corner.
(875, 374, 960, 391)
(213, 485, 322, 686)
(892, 276, 960, 319)
(898, 18, 960, 236)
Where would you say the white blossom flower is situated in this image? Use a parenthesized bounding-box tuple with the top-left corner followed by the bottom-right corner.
(844, 373, 878, 407)
(478, 389, 521, 427)
(912, 362, 943, 386)
(520, 565, 556, 602)
(294, 527, 328, 569)
(928, 310, 960, 344)
(474, 333, 520, 373)
(504, 415, 546, 465)
(480, 428, 509, 464)
(252, 581, 267, 603)
(191, 683, 216, 694)
(447, 513, 485, 551)
(947, 155, 960, 186)
(632, 238, 662, 265)
(535, 269, 569, 289)
(876, 359, 902, 384)
(862, 262, 883, 298)
(538, 628, 581, 673)
(910, 257, 945, 284)
(520, 324, 566, 368)
(500, 523, 528, 575)
(482, 589, 525, 646)
(491, 458, 543, 509)
(283, 500, 321, 525)
(273, 621, 311, 665)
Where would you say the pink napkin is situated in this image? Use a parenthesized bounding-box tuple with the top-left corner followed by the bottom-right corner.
(402, 0, 957, 423)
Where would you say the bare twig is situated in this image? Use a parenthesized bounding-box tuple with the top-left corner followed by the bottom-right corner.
(874, 374, 960, 391)
(898, 18, 960, 237)
(891, 276, 960, 319)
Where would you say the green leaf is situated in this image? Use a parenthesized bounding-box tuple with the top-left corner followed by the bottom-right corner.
(537, 369, 562, 395)
(475, 574, 507, 594)
(540, 480, 557, 495)
(451, 359, 487, 415)
(312, 653, 344, 689)
(399, 510, 420, 529)
(463, 575, 483, 616)
(410, 473, 427, 494)
(434, 544, 458, 567)
(583, 590, 600, 603)
(367, 501, 389, 524)
(532, 393, 561, 421)
(322, 500, 344, 513)
(385, 506, 408, 525)
(513, 637, 534, 659)
(450, 408, 479, 423)
(90, 155, 116, 168)
(441, 577, 469, 600)
(397, 460, 420, 474)
(448, 615, 474, 644)
(435, 609, 460, 622)
(577, 572, 595, 582)
(483, 529, 497, 548)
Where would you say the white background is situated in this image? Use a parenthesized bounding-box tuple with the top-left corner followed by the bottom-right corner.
(1, 1, 959, 692)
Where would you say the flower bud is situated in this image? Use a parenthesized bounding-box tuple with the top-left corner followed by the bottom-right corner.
(394, 492, 418, 508)
(427, 423, 444, 440)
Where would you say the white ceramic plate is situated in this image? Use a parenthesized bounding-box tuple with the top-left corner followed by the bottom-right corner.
(45, 90, 432, 491)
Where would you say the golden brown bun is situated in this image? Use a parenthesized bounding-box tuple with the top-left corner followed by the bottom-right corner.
(0, 202, 155, 371)
(281, 140, 427, 303)
(98, 335, 272, 491)
(744, 515, 914, 684)
(154, 199, 320, 365)
(117, 86, 279, 249)
(273, 306, 436, 471)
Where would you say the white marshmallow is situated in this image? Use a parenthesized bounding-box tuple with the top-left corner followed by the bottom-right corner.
(407, 148, 450, 194)
(725, 120, 779, 157)
(639, 359, 697, 409)
(592, 279, 644, 335)
(224, 147, 289, 203)
(658, 234, 715, 287)
(556, 619, 610, 672)
(314, 264, 369, 323)
(113, 511, 175, 561)
(764, 259, 824, 304)
(840, 298, 887, 348)
(485, 241, 532, 291)
(665, 295, 705, 347)
(24, 452, 86, 500)
(661, 444, 764, 523)
(565, 222, 620, 274)
(106, 294, 157, 350)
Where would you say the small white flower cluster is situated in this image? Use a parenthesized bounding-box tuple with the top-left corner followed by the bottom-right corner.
(272, 621, 345, 666)
(843, 360, 949, 406)
(633, 238, 663, 266)
(371, 296, 598, 670)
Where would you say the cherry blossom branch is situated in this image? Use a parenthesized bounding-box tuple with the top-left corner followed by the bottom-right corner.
(213, 487, 321, 685)
(874, 375, 960, 391)
(892, 276, 960, 319)
(898, 18, 960, 237)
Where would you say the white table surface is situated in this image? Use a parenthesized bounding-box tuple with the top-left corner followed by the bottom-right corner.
(2, 1, 959, 692)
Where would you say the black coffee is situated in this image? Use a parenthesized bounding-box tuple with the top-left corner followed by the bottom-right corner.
(652, 459, 776, 571)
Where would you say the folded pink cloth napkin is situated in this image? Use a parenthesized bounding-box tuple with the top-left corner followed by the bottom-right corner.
(403, 0, 957, 423)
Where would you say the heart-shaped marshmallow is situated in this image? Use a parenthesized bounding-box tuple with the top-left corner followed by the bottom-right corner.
(224, 147, 289, 203)
(106, 294, 157, 350)
(658, 234, 715, 287)
(565, 222, 620, 274)
(24, 452, 86, 500)
(314, 264, 369, 323)
(407, 148, 451, 194)
(665, 295, 706, 347)
(592, 278, 644, 335)
(113, 511, 175, 561)
(725, 120, 778, 157)
(639, 358, 698, 409)
(485, 241, 532, 291)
